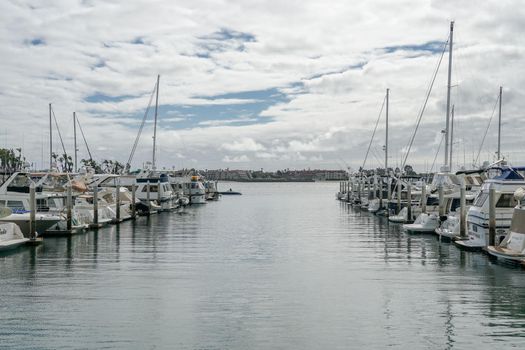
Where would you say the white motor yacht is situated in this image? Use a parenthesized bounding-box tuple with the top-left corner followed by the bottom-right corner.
(169, 175, 206, 205)
(0, 172, 65, 236)
(486, 188, 525, 263)
(121, 171, 178, 212)
(455, 166, 525, 251)
(88, 174, 140, 221)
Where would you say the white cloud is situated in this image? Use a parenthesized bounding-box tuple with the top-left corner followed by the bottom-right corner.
(1, 0, 524, 171)
(222, 154, 250, 163)
(221, 138, 266, 152)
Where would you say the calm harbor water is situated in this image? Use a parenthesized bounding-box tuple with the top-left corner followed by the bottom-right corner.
(1, 182, 524, 349)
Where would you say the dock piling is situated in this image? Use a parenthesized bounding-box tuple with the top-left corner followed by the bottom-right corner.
(115, 179, 121, 223)
(396, 179, 401, 214)
(66, 183, 72, 231)
(29, 183, 36, 240)
(373, 175, 378, 201)
(460, 178, 466, 238)
(407, 182, 412, 222)
(438, 185, 445, 217)
(131, 184, 136, 218)
(489, 186, 496, 246)
(421, 183, 427, 214)
(379, 176, 383, 209)
(93, 186, 99, 226)
(146, 180, 151, 213)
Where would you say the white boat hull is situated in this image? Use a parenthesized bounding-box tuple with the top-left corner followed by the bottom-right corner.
(0, 222, 29, 251)
(0, 213, 63, 237)
(403, 213, 440, 233)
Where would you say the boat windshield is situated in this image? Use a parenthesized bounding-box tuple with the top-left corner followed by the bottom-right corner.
(496, 193, 517, 208)
(6, 174, 33, 193)
(473, 191, 488, 207)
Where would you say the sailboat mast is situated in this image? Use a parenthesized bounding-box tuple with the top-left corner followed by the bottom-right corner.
(49, 103, 52, 170)
(385, 88, 389, 173)
(73, 112, 77, 172)
(444, 21, 454, 171)
(385, 88, 390, 201)
(152, 74, 160, 170)
(497, 86, 502, 160)
(449, 105, 454, 170)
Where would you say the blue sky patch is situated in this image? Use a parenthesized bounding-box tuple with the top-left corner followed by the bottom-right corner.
(304, 62, 367, 81)
(201, 28, 256, 43)
(158, 88, 288, 129)
(97, 87, 290, 131)
(383, 40, 446, 54)
(131, 37, 145, 45)
(26, 38, 45, 46)
(196, 28, 257, 56)
(85, 93, 138, 103)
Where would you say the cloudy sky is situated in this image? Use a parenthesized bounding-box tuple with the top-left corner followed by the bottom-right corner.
(1, 0, 524, 172)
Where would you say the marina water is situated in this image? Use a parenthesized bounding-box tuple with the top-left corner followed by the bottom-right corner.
(1, 182, 524, 349)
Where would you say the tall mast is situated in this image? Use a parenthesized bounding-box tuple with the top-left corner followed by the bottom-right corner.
(49, 103, 52, 170)
(444, 21, 454, 171)
(449, 105, 454, 170)
(73, 112, 77, 172)
(385, 88, 389, 173)
(497, 86, 502, 160)
(152, 74, 160, 170)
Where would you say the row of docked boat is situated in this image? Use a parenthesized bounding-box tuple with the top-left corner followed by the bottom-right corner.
(335, 22, 525, 266)
(336, 164, 525, 265)
(0, 169, 220, 252)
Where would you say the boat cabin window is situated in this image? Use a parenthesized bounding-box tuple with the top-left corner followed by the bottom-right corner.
(450, 198, 460, 212)
(496, 194, 517, 208)
(47, 198, 63, 209)
(473, 191, 488, 207)
(142, 185, 158, 192)
(426, 197, 439, 206)
(36, 198, 50, 212)
(6, 200, 24, 211)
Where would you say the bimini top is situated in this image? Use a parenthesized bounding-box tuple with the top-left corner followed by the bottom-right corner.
(492, 166, 525, 181)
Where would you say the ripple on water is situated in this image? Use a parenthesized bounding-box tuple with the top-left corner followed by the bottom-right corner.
(0, 182, 524, 349)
